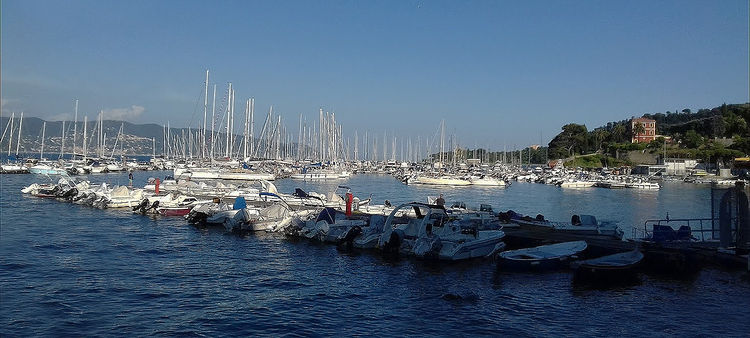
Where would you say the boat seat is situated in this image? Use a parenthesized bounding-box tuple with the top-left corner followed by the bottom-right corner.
(652, 224, 677, 242)
(676, 226, 693, 241)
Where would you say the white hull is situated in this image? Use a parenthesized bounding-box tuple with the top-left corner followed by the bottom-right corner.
(559, 181, 596, 188)
(411, 176, 472, 186)
(290, 172, 350, 180)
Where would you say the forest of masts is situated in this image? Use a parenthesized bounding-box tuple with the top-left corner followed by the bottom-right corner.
(2, 70, 543, 166)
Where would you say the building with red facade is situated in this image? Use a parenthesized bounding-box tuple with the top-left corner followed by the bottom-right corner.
(630, 117, 657, 143)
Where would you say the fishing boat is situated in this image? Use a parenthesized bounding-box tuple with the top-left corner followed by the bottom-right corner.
(497, 241, 588, 270)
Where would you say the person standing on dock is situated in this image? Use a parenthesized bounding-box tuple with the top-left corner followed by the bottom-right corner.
(128, 171, 134, 187)
(436, 194, 445, 207)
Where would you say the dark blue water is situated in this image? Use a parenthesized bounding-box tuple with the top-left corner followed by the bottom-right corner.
(1, 172, 748, 336)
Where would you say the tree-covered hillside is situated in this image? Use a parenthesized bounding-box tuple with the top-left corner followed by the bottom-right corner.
(547, 103, 750, 167)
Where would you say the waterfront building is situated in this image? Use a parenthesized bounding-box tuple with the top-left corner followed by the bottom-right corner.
(658, 158, 699, 175)
(630, 117, 657, 143)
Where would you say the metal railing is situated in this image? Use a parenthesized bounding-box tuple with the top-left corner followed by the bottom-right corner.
(634, 218, 717, 241)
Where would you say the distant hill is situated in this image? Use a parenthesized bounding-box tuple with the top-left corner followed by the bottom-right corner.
(0, 116, 235, 156)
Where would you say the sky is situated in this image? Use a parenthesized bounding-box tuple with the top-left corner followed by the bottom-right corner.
(1, 0, 748, 149)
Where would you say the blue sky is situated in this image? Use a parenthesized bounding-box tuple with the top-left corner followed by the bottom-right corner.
(1, 0, 748, 149)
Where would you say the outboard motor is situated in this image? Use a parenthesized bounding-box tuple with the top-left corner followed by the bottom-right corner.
(145, 200, 160, 213)
(93, 197, 109, 209)
(186, 210, 208, 225)
(52, 185, 64, 197)
(414, 236, 442, 260)
(382, 229, 404, 258)
(61, 188, 78, 200)
(337, 225, 362, 251)
(84, 193, 97, 206)
(133, 198, 150, 213)
(73, 191, 87, 203)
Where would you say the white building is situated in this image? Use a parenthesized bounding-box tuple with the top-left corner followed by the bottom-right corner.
(658, 158, 698, 175)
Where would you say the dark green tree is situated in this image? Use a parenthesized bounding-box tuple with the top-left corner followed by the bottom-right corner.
(684, 129, 703, 148)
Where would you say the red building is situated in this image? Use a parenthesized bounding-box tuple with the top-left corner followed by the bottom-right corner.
(631, 117, 657, 143)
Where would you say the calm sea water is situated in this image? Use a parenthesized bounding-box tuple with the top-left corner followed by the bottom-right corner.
(1, 172, 748, 336)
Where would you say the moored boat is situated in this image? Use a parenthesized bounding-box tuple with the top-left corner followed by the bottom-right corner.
(497, 241, 588, 270)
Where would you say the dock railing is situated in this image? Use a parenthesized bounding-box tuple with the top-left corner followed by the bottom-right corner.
(635, 218, 717, 242)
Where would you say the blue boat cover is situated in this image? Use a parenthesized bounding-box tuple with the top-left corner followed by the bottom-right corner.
(233, 197, 247, 210)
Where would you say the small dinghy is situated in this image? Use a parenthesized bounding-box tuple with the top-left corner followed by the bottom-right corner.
(497, 241, 587, 270)
(572, 249, 644, 281)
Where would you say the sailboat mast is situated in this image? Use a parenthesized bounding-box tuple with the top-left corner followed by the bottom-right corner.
(203, 69, 209, 159)
(40, 121, 46, 159)
(60, 120, 65, 159)
(210, 84, 216, 161)
(225, 83, 232, 158)
(6, 112, 14, 156)
(73, 99, 78, 155)
(249, 97, 254, 158)
(83, 116, 87, 159)
(15, 112, 23, 156)
(243, 98, 249, 159)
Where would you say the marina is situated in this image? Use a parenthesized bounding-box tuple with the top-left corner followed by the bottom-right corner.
(1, 170, 749, 336)
(2, 0, 749, 336)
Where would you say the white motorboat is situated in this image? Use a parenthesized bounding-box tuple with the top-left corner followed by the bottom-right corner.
(106, 186, 146, 209)
(290, 169, 350, 180)
(559, 180, 596, 188)
(514, 214, 624, 239)
(1, 163, 29, 174)
(469, 176, 506, 186)
(626, 181, 660, 189)
(410, 175, 472, 186)
(378, 202, 506, 260)
(28, 163, 67, 175)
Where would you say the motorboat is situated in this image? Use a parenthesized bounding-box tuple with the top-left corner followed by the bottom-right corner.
(378, 202, 507, 260)
(409, 175, 472, 186)
(290, 169, 350, 180)
(28, 163, 67, 175)
(514, 214, 624, 239)
(626, 181, 660, 189)
(1, 163, 29, 174)
(233, 193, 316, 233)
(106, 186, 146, 209)
(559, 180, 596, 188)
(497, 241, 588, 270)
(469, 176, 506, 186)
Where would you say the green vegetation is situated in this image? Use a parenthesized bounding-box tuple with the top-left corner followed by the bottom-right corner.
(547, 103, 750, 167)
